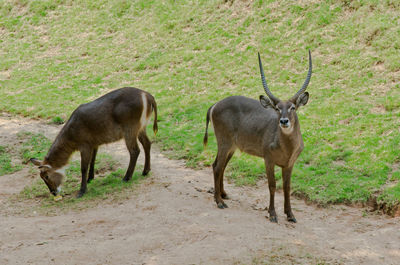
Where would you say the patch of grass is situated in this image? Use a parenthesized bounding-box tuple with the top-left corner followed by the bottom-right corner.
(51, 116, 64, 124)
(377, 182, 400, 212)
(1, 0, 400, 207)
(15, 132, 146, 213)
(0, 145, 22, 176)
(18, 132, 52, 161)
(19, 152, 146, 213)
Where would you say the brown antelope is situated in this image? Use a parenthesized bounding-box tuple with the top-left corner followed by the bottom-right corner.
(203, 51, 312, 223)
(30, 87, 158, 198)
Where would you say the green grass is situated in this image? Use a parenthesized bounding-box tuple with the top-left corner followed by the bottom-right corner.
(20, 162, 146, 213)
(1, 0, 399, 209)
(0, 145, 22, 176)
(19, 131, 52, 161)
(51, 116, 64, 124)
(16, 132, 145, 212)
(19, 164, 146, 213)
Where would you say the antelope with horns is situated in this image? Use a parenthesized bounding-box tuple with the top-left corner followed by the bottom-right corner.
(203, 51, 312, 223)
(30, 87, 158, 198)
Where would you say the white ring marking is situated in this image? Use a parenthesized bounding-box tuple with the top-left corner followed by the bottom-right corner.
(140, 93, 148, 129)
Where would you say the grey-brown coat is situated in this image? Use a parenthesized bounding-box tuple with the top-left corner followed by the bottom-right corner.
(203, 51, 312, 223)
(31, 87, 158, 197)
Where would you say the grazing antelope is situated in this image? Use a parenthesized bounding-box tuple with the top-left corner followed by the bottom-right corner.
(30, 87, 158, 198)
(203, 51, 312, 223)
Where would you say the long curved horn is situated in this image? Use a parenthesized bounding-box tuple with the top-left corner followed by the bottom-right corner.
(290, 50, 312, 101)
(258, 52, 280, 105)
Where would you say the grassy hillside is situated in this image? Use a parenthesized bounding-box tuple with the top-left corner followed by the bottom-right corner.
(1, 0, 399, 211)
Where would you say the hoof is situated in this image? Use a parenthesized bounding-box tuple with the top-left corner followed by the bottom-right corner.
(217, 202, 228, 209)
(142, 169, 150, 176)
(269, 215, 278, 223)
(87, 178, 93, 183)
(287, 216, 297, 223)
(122, 176, 131, 182)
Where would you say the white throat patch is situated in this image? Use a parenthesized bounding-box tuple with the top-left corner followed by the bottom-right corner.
(280, 124, 294, 135)
(55, 166, 67, 176)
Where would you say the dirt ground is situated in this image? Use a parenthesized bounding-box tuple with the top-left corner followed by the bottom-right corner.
(0, 114, 399, 265)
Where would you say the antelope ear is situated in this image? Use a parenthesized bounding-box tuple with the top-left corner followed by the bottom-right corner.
(260, 95, 275, 109)
(296, 92, 309, 108)
(30, 158, 42, 166)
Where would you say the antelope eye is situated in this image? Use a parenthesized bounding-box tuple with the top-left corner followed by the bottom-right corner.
(290, 106, 296, 111)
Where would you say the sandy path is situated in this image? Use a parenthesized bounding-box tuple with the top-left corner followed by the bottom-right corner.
(0, 115, 399, 264)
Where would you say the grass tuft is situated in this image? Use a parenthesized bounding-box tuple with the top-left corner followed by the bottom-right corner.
(18, 132, 52, 162)
(0, 145, 22, 176)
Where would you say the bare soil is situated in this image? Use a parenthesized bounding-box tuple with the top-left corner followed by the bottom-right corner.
(0, 114, 399, 265)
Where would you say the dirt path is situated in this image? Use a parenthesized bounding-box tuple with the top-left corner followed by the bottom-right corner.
(0, 115, 399, 265)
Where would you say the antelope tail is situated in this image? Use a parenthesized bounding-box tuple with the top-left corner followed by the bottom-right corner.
(150, 97, 158, 135)
(203, 104, 214, 148)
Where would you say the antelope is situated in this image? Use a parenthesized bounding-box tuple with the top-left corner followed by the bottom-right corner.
(30, 87, 158, 198)
(203, 51, 312, 223)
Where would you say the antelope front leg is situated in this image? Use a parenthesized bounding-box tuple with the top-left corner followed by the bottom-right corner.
(265, 162, 277, 223)
(282, 166, 296, 223)
(87, 147, 98, 183)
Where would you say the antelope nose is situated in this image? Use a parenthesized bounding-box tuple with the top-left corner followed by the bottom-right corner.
(280, 118, 289, 125)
